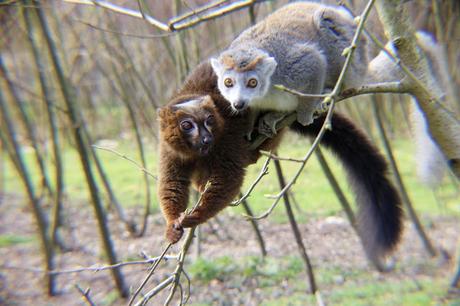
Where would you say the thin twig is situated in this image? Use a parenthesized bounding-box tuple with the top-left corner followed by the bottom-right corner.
(273, 158, 317, 294)
(64, 0, 269, 32)
(1, 256, 178, 275)
(64, 0, 171, 31)
(75, 285, 97, 306)
(163, 228, 196, 306)
(134, 275, 175, 304)
(75, 19, 176, 38)
(231, 155, 271, 206)
(260, 151, 304, 163)
(92, 145, 158, 180)
(240, 195, 267, 257)
(130, 183, 208, 305)
(128, 243, 173, 306)
(274, 84, 329, 98)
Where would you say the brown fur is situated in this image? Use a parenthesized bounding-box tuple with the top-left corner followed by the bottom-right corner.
(158, 62, 402, 262)
(221, 54, 265, 72)
(158, 62, 281, 243)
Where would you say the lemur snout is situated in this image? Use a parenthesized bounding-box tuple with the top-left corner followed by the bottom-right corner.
(233, 100, 247, 110)
(201, 135, 213, 145)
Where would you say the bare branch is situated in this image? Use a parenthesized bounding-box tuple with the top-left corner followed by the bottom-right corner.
(163, 228, 196, 306)
(128, 243, 173, 306)
(1, 255, 178, 275)
(134, 275, 175, 304)
(231, 155, 271, 206)
(63, 0, 171, 31)
(129, 184, 209, 305)
(92, 145, 158, 180)
(63, 0, 269, 32)
(75, 285, 97, 306)
(273, 84, 329, 98)
(75, 19, 176, 38)
(260, 151, 304, 163)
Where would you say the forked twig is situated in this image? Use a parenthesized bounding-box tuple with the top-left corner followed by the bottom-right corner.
(128, 243, 173, 306)
(231, 155, 271, 206)
(129, 182, 209, 305)
(64, 0, 268, 32)
(75, 285, 97, 306)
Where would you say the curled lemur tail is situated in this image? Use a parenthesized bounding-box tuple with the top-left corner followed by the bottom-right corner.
(290, 112, 403, 262)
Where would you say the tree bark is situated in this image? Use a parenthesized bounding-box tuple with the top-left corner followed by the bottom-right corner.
(375, 0, 460, 178)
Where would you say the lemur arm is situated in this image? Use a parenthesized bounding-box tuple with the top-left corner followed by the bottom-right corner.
(158, 153, 193, 243)
(179, 161, 245, 228)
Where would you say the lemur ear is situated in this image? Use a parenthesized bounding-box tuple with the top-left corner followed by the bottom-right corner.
(210, 58, 223, 75)
(157, 107, 167, 118)
(262, 56, 277, 76)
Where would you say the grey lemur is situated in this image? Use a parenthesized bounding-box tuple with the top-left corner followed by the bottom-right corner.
(210, 2, 368, 134)
(158, 61, 403, 265)
(368, 31, 454, 187)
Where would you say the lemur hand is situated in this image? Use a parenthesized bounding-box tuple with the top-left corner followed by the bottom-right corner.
(258, 112, 287, 138)
(296, 102, 315, 126)
(178, 211, 202, 228)
(165, 219, 184, 244)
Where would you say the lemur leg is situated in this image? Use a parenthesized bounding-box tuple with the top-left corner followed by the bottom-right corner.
(158, 156, 192, 243)
(179, 164, 244, 228)
(258, 111, 289, 138)
(245, 109, 260, 141)
(296, 97, 320, 126)
(282, 43, 327, 126)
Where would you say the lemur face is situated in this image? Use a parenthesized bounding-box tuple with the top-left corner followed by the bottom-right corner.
(211, 51, 277, 112)
(158, 96, 223, 157)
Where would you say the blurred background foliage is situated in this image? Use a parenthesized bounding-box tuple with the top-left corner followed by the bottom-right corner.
(0, 0, 459, 305)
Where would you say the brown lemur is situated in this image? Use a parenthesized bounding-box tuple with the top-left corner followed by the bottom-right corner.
(158, 61, 403, 264)
(210, 1, 368, 135)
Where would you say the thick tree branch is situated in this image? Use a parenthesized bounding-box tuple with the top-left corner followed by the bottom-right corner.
(375, 0, 460, 178)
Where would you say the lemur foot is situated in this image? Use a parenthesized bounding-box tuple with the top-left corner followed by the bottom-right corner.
(245, 131, 253, 141)
(258, 112, 287, 138)
(296, 105, 315, 126)
(165, 219, 184, 244)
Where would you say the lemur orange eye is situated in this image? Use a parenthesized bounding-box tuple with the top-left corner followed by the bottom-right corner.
(247, 78, 258, 88)
(180, 120, 194, 132)
(224, 78, 233, 88)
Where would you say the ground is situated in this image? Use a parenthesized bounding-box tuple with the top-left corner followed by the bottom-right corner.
(0, 192, 459, 306)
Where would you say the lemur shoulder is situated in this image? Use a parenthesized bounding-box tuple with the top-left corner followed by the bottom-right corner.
(158, 61, 403, 264)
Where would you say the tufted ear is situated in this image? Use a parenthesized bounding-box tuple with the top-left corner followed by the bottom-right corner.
(261, 56, 277, 77)
(200, 95, 215, 108)
(173, 98, 202, 110)
(157, 107, 167, 119)
(210, 58, 224, 75)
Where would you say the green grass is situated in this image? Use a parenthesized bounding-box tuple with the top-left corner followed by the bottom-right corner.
(187, 254, 456, 306)
(3, 134, 459, 222)
(238, 134, 459, 223)
(3, 135, 458, 305)
(0, 234, 34, 248)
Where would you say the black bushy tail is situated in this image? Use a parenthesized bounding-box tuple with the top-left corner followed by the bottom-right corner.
(290, 112, 403, 263)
